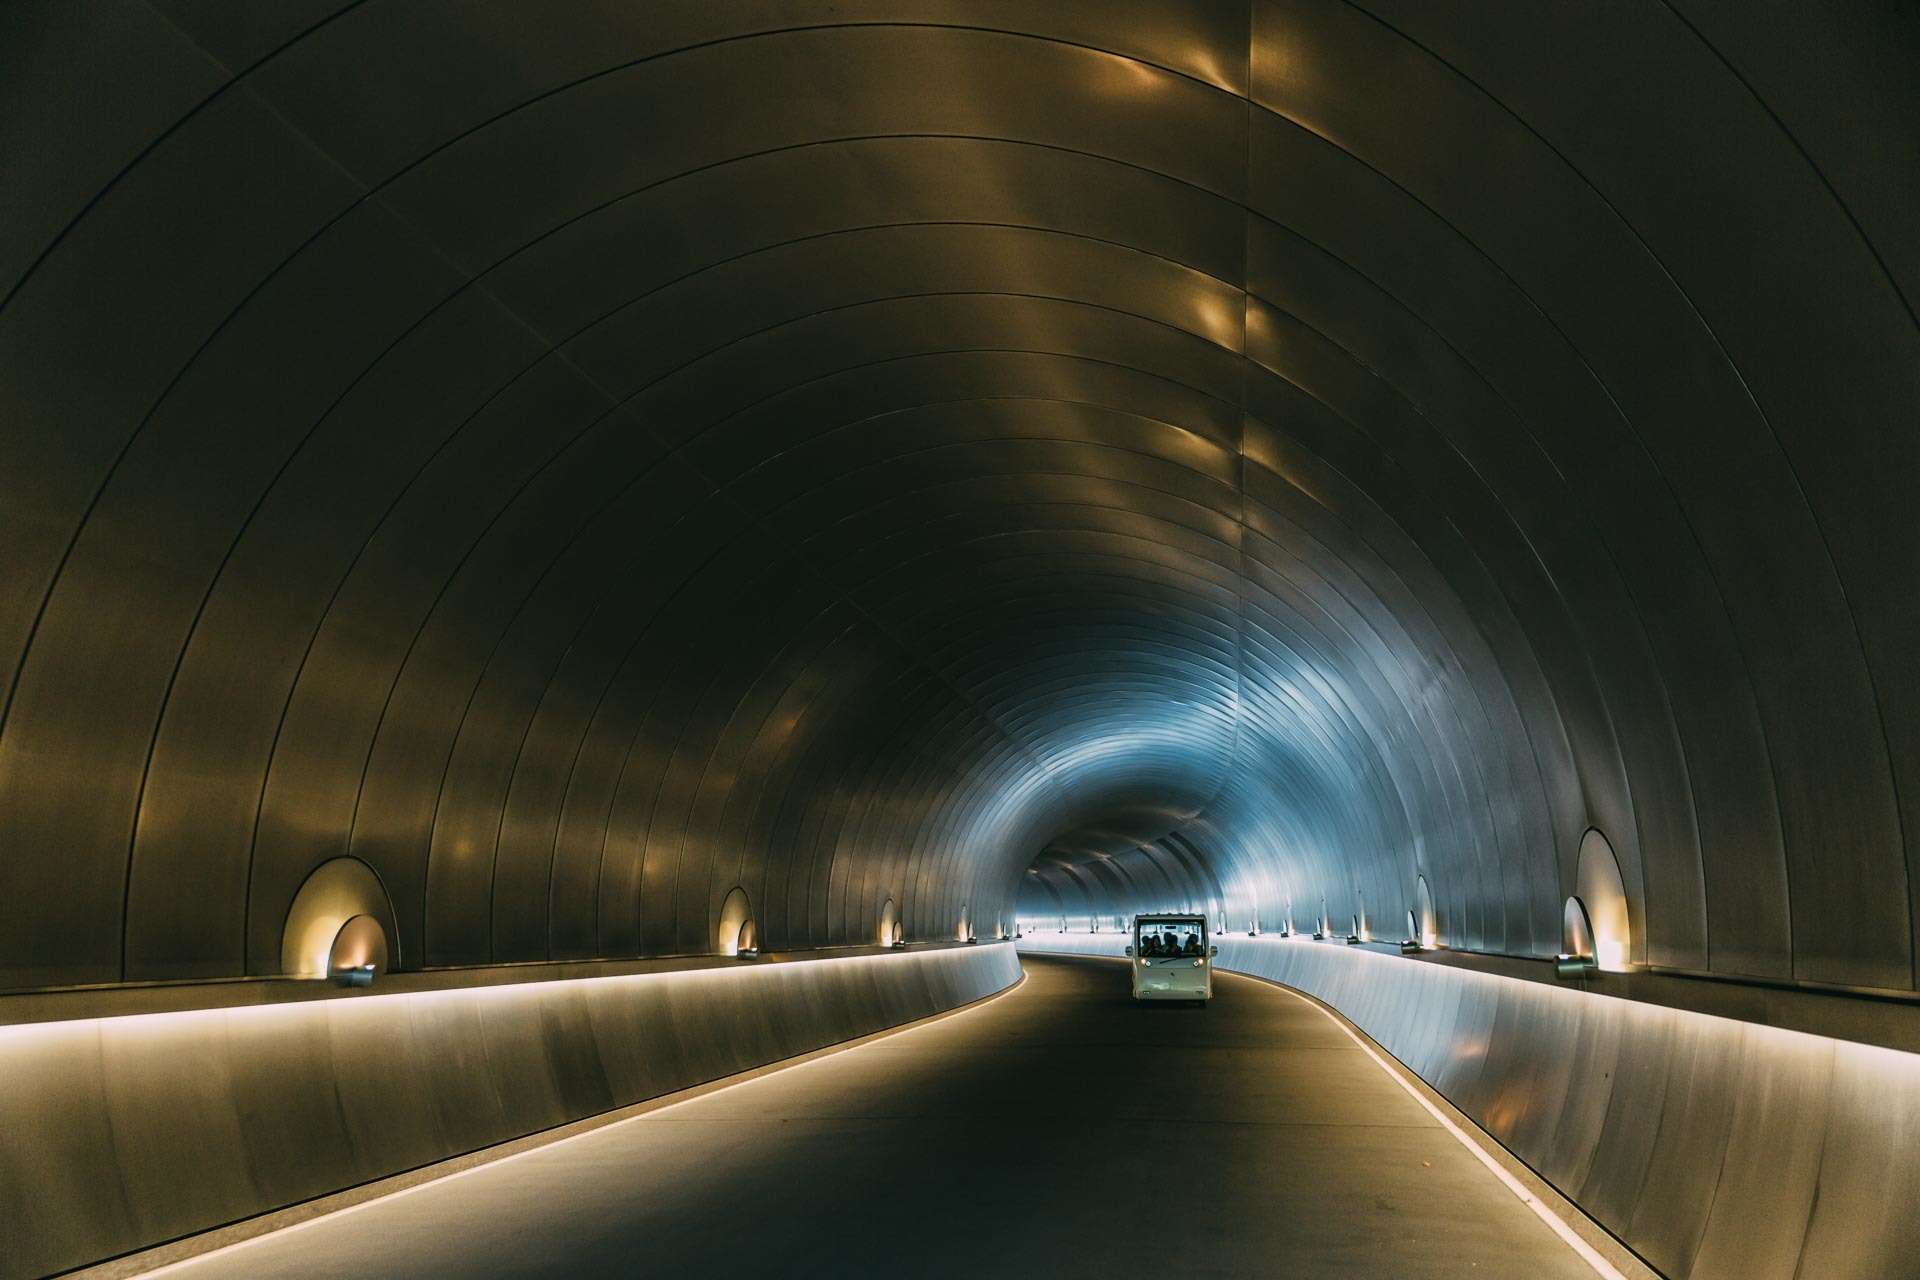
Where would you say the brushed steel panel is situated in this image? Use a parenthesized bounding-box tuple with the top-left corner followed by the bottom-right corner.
(0, 946, 1018, 1277)
(1371, 0, 1920, 987)
(0, 0, 223, 301)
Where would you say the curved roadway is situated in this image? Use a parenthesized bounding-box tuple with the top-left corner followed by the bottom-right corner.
(152, 955, 1595, 1279)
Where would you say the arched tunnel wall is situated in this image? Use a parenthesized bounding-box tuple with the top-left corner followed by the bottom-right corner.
(3, 2, 1918, 1275)
(5, 0, 1917, 995)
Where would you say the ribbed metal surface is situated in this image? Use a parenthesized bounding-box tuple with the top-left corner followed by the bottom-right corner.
(2, 2, 1917, 1002)
(0, 943, 1020, 1279)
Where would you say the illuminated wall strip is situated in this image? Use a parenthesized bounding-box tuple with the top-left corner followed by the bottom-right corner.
(132, 969, 1030, 1278)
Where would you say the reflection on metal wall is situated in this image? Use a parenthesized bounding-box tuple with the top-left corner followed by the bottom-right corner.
(1025, 933, 1920, 1278)
(0, 944, 1019, 1278)
(1, 3, 1916, 1014)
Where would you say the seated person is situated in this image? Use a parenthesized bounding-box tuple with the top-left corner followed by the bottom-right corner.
(1184, 933, 1202, 956)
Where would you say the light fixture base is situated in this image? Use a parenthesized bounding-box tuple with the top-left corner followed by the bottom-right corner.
(1554, 953, 1598, 980)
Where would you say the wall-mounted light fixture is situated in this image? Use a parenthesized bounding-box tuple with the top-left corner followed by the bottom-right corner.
(1554, 952, 1596, 979)
(1400, 909, 1423, 953)
(717, 886, 756, 958)
(1555, 895, 1599, 980)
(330, 963, 376, 988)
(283, 859, 397, 982)
(1577, 829, 1632, 971)
(324, 914, 387, 986)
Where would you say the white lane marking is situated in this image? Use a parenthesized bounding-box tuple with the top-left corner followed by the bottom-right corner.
(1263, 978, 1627, 1280)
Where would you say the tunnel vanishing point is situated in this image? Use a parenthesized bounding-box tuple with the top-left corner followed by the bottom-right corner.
(3, 3, 1919, 1278)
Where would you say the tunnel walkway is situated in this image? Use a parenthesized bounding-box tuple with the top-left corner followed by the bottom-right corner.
(150, 955, 1596, 1279)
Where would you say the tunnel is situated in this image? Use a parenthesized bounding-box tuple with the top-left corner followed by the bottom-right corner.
(2, 3, 1918, 1277)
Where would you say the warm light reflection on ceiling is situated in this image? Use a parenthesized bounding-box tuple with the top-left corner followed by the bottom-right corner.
(1187, 290, 1244, 352)
(1176, 46, 1237, 95)
(1086, 51, 1167, 98)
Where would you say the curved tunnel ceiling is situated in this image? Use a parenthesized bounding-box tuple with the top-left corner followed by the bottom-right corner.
(2, 1, 1917, 994)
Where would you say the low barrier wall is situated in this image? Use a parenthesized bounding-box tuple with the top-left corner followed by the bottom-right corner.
(1, 943, 1020, 1278)
(1020, 932, 1920, 1279)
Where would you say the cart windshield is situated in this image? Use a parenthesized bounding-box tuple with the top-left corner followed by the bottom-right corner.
(1135, 919, 1206, 958)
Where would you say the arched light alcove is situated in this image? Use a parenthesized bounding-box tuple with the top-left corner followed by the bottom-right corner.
(877, 897, 897, 949)
(717, 887, 756, 957)
(1415, 875, 1438, 948)
(1557, 895, 1600, 979)
(328, 915, 388, 985)
(1563, 895, 1598, 959)
(1576, 829, 1632, 970)
(281, 858, 399, 979)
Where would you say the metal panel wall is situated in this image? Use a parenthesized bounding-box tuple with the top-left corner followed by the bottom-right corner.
(0, 943, 1019, 1279)
(1, 0, 1915, 1059)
